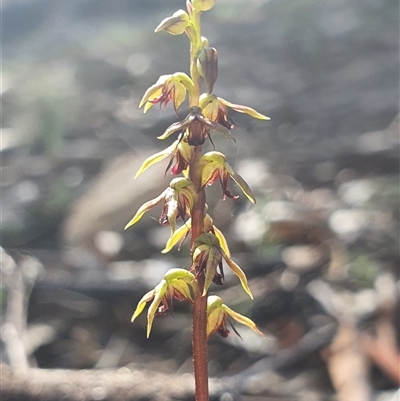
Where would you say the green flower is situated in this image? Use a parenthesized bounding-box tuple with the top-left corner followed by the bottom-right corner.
(207, 295, 263, 338)
(139, 73, 194, 113)
(199, 93, 270, 129)
(125, 177, 197, 237)
(132, 268, 198, 337)
(155, 10, 190, 36)
(199, 151, 256, 203)
(191, 233, 253, 298)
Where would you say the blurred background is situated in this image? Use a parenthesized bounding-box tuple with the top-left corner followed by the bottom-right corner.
(1, 0, 399, 400)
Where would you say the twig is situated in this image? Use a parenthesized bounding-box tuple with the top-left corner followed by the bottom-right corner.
(0, 249, 42, 372)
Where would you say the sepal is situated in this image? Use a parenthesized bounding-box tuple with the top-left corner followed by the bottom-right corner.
(206, 295, 263, 338)
(155, 10, 190, 35)
(192, 0, 215, 12)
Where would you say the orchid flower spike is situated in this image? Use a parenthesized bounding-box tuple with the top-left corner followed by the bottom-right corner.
(192, 233, 253, 298)
(125, 177, 197, 236)
(139, 73, 194, 113)
(131, 268, 198, 337)
(199, 151, 256, 203)
(207, 295, 263, 338)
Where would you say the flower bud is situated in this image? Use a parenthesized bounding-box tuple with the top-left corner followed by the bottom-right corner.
(155, 10, 189, 35)
(201, 36, 209, 48)
(197, 47, 218, 93)
(192, 0, 215, 12)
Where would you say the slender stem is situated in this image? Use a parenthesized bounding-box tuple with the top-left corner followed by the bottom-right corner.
(190, 146, 208, 401)
(189, 11, 202, 107)
(192, 281, 208, 401)
(187, 9, 208, 400)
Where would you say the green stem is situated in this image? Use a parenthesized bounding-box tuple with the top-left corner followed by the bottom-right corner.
(190, 146, 208, 401)
(189, 12, 202, 107)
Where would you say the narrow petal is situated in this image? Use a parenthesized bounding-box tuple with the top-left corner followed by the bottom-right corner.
(143, 98, 159, 113)
(218, 97, 270, 120)
(225, 164, 256, 204)
(206, 118, 236, 143)
(202, 255, 217, 296)
(125, 192, 165, 230)
(213, 225, 230, 257)
(173, 81, 188, 111)
(139, 86, 162, 109)
(172, 280, 195, 302)
(157, 119, 190, 140)
(222, 253, 253, 299)
(147, 281, 168, 337)
(131, 289, 155, 323)
(162, 220, 191, 253)
(134, 141, 178, 179)
(223, 305, 264, 336)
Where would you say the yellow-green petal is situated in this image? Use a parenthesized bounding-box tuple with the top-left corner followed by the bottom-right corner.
(206, 306, 225, 337)
(172, 80, 187, 111)
(139, 76, 170, 108)
(223, 305, 264, 336)
(155, 10, 189, 35)
(172, 280, 194, 302)
(213, 225, 230, 257)
(124, 192, 165, 230)
(164, 267, 195, 281)
(134, 141, 178, 179)
(131, 289, 155, 323)
(162, 220, 191, 253)
(157, 120, 188, 140)
(225, 164, 256, 204)
(192, 0, 215, 12)
(146, 281, 168, 337)
(202, 250, 219, 296)
(222, 253, 253, 299)
(206, 296, 225, 337)
(218, 97, 270, 120)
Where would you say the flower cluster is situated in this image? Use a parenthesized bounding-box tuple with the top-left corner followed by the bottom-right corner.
(125, 0, 268, 344)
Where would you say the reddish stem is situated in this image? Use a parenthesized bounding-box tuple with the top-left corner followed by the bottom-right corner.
(190, 146, 209, 401)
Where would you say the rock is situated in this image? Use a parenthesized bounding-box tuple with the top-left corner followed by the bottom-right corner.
(281, 245, 329, 273)
(61, 150, 171, 263)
